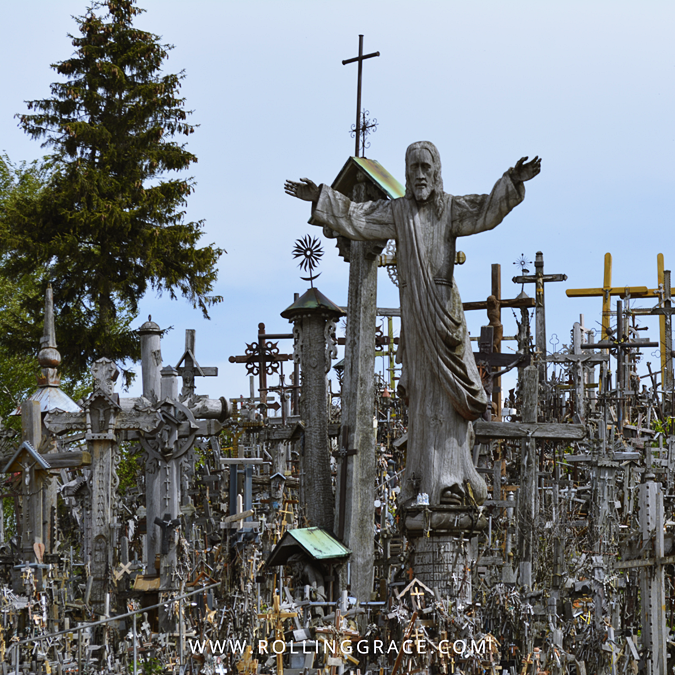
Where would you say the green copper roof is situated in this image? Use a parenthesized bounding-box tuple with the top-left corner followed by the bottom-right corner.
(332, 157, 405, 200)
(287, 527, 350, 559)
(267, 527, 351, 567)
(281, 287, 345, 320)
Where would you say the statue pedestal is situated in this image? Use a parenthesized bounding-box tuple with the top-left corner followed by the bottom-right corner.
(412, 535, 472, 604)
(406, 506, 486, 603)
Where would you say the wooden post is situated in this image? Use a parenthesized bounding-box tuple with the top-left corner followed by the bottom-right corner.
(337, 180, 385, 603)
(86, 358, 121, 616)
(638, 479, 668, 673)
(664, 269, 673, 392)
(602, 252, 613, 341)
(21, 401, 43, 562)
(512, 252, 567, 381)
(517, 365, 538, 588)
(491, 264, 503, 418)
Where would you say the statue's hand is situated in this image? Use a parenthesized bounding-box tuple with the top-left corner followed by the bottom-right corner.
(284, 178, 320, 202)
(510, 156, 541, 182)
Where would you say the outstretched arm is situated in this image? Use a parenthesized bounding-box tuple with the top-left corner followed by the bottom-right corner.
(509, 156, 541, 183)
(285, 178, 396, 241)
(453, 156, 542, 237)
(284, 178, 320, 202)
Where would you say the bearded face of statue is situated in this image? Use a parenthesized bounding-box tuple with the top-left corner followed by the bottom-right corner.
(407, 147, 437, 203)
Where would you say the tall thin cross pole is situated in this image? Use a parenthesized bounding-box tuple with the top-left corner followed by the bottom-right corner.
(343, 35, 379, 157)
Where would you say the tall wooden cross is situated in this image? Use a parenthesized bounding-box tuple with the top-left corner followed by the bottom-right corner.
(567, 252, 675, 391)
(463, 263, 535, 418)
(512, 251, 567, 380)
(565, 252, 654, 339)
(342, 35, 380, 157)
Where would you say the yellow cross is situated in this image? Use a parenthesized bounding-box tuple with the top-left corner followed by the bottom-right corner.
(566, 252, 658, 340)
(257, 593, 297, 675)
(409, 586, 426, 610)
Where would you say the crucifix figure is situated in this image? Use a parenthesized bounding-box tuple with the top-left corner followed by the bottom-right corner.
(286, 143, 540, 507)
(153, 513, 180, 556)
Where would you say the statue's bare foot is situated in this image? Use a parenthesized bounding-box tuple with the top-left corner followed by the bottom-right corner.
(440, 485, 464, 505)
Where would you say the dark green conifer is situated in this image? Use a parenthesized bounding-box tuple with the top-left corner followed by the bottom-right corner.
(1, 0, 222, 384)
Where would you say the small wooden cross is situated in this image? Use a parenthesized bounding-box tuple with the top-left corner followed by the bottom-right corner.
(113, 561, 132, 582)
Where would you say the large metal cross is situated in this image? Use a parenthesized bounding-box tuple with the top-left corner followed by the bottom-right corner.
(228, 323, 292, 418)
(342, 35, 379, 158)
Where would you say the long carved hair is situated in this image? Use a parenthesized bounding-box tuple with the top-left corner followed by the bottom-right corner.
(404, 141, 446, 218)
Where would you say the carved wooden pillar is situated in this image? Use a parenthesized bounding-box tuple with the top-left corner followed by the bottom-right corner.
(85, 358, 122, 615)
(282, 288, 343, 530)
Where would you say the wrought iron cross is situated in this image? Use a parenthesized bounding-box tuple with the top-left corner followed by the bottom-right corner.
(342, 35, 380, 157)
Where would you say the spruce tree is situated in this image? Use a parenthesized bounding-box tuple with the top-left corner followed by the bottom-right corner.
(0, 0, 222, 383)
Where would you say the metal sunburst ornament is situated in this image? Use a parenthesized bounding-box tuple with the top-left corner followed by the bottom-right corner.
(292, 235, 324, 287)
(513, 253, 532, 296)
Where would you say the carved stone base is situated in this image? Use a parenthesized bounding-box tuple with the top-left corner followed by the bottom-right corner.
(411, 535, 473, 604)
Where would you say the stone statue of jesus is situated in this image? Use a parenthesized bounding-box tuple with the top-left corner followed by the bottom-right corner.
(285, 142, 540, 506)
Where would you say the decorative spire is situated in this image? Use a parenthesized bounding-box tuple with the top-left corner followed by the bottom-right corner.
(37, 285, 62, 387)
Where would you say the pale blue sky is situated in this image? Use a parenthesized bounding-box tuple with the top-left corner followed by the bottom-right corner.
(1, 1, 674, 400)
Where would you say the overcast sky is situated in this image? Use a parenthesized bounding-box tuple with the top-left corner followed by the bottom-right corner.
(1, 1, 674, 402)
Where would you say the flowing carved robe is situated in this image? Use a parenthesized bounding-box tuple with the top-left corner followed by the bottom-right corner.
(311, 171, 525, 504)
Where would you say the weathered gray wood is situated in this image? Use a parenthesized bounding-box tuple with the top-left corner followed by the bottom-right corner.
(546, 352, 609, 363)
(139, 318, 162, 400)
(21, 401, 44, 562)
(638, 480, 668, 673)
(473, 420, 586, 441)
(335, 177, 386, 606)
(299, 311, 335, 530)
(517, 366, 538, 589)
(45, 408, 159, 435)
(224, 509, 254, 524)
(615, 554, 675, 570)
(39, 451, 91, 469)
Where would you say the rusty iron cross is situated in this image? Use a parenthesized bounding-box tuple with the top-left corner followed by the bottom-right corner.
(342, 35, 380, 157)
